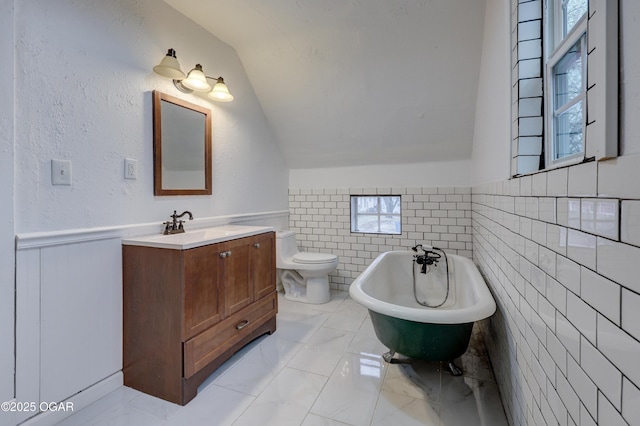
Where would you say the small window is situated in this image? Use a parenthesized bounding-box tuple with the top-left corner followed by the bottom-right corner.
(545, 0, 588, 167)
(350, 195, 401, 235)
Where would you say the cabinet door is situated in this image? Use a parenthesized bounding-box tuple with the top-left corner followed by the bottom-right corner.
(251, 232, 276, 301)
(183, 244, 224, 340)
(223, 238, 252, 317)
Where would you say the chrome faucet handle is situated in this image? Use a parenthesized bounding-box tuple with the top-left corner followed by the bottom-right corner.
(162, 221, 173, 235)
(412, 243, 435, 253)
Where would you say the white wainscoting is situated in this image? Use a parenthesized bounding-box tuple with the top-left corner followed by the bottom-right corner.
(13, 210, 288, 426)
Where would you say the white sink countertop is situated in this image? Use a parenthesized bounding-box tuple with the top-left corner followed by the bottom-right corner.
(122, 225, 275, 250)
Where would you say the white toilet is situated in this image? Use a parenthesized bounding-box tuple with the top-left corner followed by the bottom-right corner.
(275, 230, 338, 304)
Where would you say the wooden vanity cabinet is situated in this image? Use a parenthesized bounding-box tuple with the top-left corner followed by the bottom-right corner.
(223, 237, 252, 317)
(123, 231, 277, 405)
(250, 232, 277, 301)
(183, 243, 225, 340)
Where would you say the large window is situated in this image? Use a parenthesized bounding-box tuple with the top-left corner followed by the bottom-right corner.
(350, 195, 401, 235)
(545, 0, 588, 167)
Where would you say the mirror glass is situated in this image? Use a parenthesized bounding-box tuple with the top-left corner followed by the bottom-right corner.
(153, 91, 212, 195)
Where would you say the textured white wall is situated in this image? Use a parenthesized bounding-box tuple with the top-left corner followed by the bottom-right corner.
(165, 0, 488, 170)
(289, 160, 472, 189)
(5, 2, 288, 421)
(13, 0, 288, 233)
(0, 0, 15, 406)
(470, 0, 511, 184)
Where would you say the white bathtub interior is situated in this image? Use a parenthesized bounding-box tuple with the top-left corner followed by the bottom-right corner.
(350, 251, 495, 324)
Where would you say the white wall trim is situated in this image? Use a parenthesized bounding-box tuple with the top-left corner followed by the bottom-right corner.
(15, 210, 289, 250)
(0, 0, 16, 406)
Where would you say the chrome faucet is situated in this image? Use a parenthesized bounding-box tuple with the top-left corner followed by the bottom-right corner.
(163, 210, 193, 235)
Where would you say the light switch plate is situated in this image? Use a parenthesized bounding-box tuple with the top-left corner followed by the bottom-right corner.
(51, 159, 72, 185)
(124, 158, 137, 179)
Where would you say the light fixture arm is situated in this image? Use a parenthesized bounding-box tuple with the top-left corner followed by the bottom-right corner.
(172, 78, 195, 94)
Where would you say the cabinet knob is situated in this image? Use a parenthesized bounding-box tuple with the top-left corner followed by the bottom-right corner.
(219, 252, 227, 258)
(226, 250, 232, 257)
(254, 243, 260, 249)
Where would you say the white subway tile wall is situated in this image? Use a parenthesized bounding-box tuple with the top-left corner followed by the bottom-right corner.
(512, 0, 544, 175)
(288, 187, 473, 291)
(472, 154, 640, 426)
(621, 201, 640, 246)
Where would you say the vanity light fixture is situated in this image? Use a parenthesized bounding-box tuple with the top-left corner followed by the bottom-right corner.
(153, 48, 234, 102)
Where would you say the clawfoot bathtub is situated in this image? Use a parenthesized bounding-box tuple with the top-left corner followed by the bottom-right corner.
(349, 250, 496, 373)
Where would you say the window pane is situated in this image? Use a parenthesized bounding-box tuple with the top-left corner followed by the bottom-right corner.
(563, 0, 588, 37)
(355, 215, 379, 233)
(553, 37, 583, 108)
(350, 195, 401, 235)
(554, 101, 583, 160)
(379, 196, 400, 214)
(356, 197, 378, 214)
(380, 216, 401, 234)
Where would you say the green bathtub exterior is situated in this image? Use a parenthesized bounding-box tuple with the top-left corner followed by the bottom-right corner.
(369, 310, 473, 361)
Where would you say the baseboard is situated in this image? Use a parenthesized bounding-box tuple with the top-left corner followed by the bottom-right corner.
(19, 372, 123, 426)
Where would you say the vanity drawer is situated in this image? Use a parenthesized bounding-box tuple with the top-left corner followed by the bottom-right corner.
(183, 292, 277, 378)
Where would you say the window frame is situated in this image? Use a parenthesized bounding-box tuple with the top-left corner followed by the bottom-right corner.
(350, 195, 402, 235)
(510, 0, 617, 178)
(544, 0, 588, 169)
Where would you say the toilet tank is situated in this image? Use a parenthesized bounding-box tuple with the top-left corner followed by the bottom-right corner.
(276, 231, 299, 264)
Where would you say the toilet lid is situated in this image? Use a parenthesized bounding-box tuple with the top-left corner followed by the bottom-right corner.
(293, 252, 337, 264)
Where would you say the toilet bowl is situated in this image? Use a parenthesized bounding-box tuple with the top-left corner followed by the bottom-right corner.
(275, 230, 338, 304)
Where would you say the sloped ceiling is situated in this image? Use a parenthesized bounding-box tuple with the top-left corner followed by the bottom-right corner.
(164, 0, 488, 169)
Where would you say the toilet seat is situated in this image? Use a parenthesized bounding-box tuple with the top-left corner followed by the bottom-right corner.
(292, 252, 337, 264)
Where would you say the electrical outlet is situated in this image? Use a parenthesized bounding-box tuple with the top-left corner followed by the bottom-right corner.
(51, 159, 72, 185)
(124, 158, 137, 179)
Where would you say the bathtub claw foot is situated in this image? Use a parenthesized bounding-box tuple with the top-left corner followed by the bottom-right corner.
(382, 351, 413, 364)
(382, 351, 396, 363)
(446, 361, 463, 376)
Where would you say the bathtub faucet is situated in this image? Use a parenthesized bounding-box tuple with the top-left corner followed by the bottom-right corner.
(412, 244, 442, 274)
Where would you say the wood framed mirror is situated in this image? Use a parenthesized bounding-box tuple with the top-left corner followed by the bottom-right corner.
(153, 90, 212, 196)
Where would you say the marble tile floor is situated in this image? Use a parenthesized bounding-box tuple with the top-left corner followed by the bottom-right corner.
(57, 291, 508, 426)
